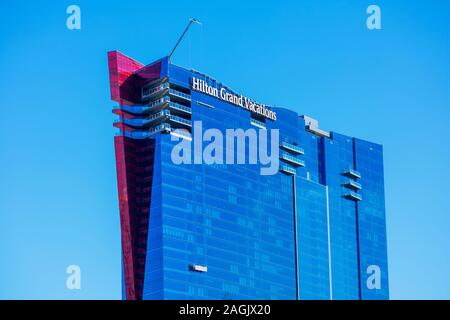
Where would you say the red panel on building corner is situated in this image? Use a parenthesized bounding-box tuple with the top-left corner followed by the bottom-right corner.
(108, 51, 144, 104)
(109, 51, 160, 300)
(114, 135, 155, 300)
(114, 136, 137, 300)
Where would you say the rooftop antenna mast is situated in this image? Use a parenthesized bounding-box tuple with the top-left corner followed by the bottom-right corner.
(168, 18, 202, 61)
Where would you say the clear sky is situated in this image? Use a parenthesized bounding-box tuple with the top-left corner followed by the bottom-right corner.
(0, 0, 449, 300)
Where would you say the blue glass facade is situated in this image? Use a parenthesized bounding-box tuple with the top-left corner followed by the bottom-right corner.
(295, 178, 331, 299)
(109, 53, 389, 300)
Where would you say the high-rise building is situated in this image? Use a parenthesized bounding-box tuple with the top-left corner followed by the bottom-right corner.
(107, 51, 389, 300)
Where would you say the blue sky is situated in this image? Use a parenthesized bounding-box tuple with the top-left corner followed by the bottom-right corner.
(0, 0, 449, 299)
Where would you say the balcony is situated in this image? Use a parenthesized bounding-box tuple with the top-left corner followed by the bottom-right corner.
(147, 110, 170, 122)
(280, 142, 304, 155)
(343, 180, 362, 191)
(115, 104, 150, 115)
(343, 192, 362, 201)
(146, 96, 191, 115)
(121, 123, 171, 139)
(169, 88, 191, 101)
(170, 129, 192, 140)
(123, 131, 153, 139)
(280, 165, 297, 176)
(150, 123, 172, 134)
(169, 102, 192, 115)
(117, 110, 171, 128)
(168, 114, 192, 127)
(142, 82, 169, 99)
(280, 153, 305, 167)
(148, 96, 170, 110)
(142, 81, 191, 103)
(342, 168, 361, 179)
(250, 118, 266, 129)
(122, 117, 149, 127)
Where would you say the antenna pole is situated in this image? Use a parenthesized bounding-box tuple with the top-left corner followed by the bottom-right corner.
(169, 18, 202, 61)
